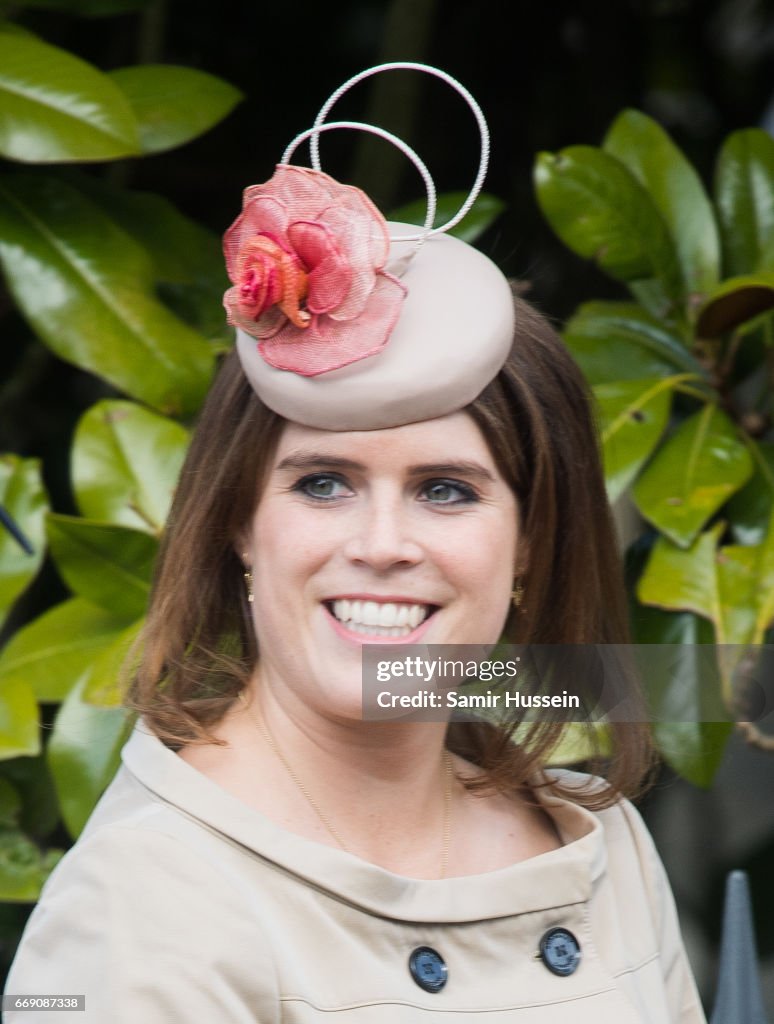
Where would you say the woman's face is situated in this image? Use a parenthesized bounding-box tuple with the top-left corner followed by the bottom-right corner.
(243, 411, 521, 719)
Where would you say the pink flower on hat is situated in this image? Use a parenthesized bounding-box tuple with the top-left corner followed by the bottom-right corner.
(223, 165, 406, 376)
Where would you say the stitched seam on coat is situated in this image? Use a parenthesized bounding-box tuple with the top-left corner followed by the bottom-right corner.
(278, 986, 625, 1013)
(611, 949, 660, 978)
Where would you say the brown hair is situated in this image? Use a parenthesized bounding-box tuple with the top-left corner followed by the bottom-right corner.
(127, 296, 653, 808)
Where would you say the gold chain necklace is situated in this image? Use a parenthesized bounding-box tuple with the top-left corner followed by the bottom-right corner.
(250, 709, 454, 878)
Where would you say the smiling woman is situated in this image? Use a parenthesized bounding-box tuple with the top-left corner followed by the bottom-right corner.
(4, 64, 706, 1024)
(242, 414, 519, 724)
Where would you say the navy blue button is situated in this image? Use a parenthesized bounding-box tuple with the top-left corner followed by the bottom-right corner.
(539, 927, 581, 976)
(409, 946, 448, 992)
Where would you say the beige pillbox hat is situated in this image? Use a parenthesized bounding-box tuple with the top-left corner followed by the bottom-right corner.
(224, 64, 515, 430)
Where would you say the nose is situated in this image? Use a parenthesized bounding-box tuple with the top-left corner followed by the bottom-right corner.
(342, 495, 424, 571)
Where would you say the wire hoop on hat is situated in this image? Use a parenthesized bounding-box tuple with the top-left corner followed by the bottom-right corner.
(306, 61, 490, 242)
(280, 120, 437, 240)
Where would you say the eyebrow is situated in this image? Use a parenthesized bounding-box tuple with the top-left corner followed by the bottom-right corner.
(275, 453, 496, 483)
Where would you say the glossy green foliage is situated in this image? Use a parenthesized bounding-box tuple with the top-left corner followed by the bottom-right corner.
(79, 179, 230, 348)
(0, 175, 214, 416)
(0, 598, 135, 703)
(594, 377, 674, 504)
(0, 12, 241, 897)
(564, 302, 703, 384)
(46, 515, 156, 620)
(537, 110, 774, 785)
(81, 617, 145, 707)
(109, 65, 243, 154)
(48, 680, 131, 837)
(633, 405, 753, 547)
(535, 145, 683, 322)
(72, 401, 189, 534)
(0, 764, 63, 901)
(0, 830, 63, 902)
(603, 110, 720, 303)
(654, 721, 734, 789)
(727, 441, 774, 545)
(0, 682, 39, 761)
(0, 456, 47, 628)
(715, 129, 774, 276)
(0, 32, 139, 162)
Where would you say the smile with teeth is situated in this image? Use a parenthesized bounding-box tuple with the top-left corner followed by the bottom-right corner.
(328, 599, 435, 637)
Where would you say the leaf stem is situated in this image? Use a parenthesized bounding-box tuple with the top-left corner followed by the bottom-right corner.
(736, 721, 774, 751)
(673, 383, 713, 403)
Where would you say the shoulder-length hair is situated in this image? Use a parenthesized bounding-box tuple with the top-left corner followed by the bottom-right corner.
(127, 295, 653, 808)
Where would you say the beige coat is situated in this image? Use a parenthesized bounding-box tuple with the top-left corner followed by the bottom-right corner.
(5, 721, 707, 1023)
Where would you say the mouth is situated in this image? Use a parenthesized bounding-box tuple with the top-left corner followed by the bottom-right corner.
(324, 598, 439, 639)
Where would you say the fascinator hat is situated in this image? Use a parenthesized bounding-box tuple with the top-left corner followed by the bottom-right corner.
(224, 63, 515, 431)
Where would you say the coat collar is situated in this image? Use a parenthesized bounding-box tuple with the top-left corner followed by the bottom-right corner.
(122, 719, 607, 924)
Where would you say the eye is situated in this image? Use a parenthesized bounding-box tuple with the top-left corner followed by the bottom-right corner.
(294, 473, 352, 500)
(420, 479, 478, 505)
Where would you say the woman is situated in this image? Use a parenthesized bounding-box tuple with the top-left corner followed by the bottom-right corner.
(5, 65, 706, 1023)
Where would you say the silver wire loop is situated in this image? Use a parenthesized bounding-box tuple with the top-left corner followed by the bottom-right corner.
(307, 61, 490, 241)
(280, 120, 437, 240)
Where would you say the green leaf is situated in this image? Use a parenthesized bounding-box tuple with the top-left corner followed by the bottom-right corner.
(46, 515, 157, 619)
(634, 637, 728, 722)
(82, 616, 144, 706)
(715, 128, 774, 276)
(68, 175, 231, 346)
(75, 177, 225, 286)
(696, 272, 774, 336)
(0, 753, 61, 838)
(633, 405, 753, 546)
(604, 109, 720, 303)
(388, 192, 506, 243)
(73, 401, 188, 534)
(629, 603, 732, 783)
(47, 678, 131, 838)
(0, 34, 139, 162)
(631, 602, 715, 645)
(0, 777, 21, 827)
(563, 301, 701, 384)
(593, 377, 674, 503)
(0, 455, 47, 628)
(643, 531, 774, 722)
(81, 614, 145, 704)
(714, 544, 760, 649)
(0, 598, 134, 703)
(0, 829, 63, 902)
(0, 174, 214, 417)
(727, 440, 774, 544)
(638, 523, 725, 627)
(636, 522, 772, 649)
(534, 146, 682, 318)
(109, 65, 242, 155)
(748, 507, 774, 643)
(0, 21, 37, 36)
(653, 721, 732, 788)
(0, 680, 39, 760)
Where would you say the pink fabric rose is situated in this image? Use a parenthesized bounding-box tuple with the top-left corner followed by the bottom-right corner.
(223, 165, 406, 376)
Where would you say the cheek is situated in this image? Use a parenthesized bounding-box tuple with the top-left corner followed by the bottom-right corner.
(250, 502, 337, 592)
(440, 515, 518, 594)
